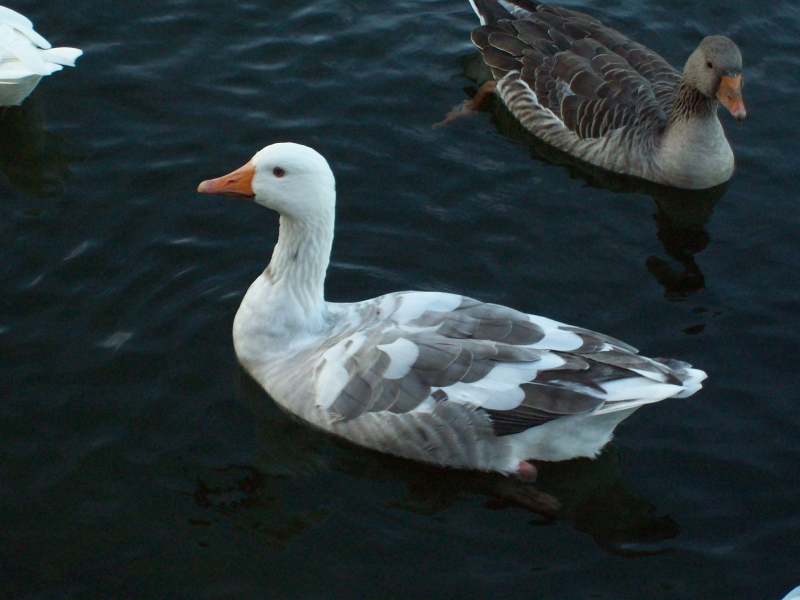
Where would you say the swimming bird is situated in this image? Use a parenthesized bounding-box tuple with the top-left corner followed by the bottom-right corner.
(198, 142, 707, 479)
(464, 0, 745, 189)
(0, 5, 82, 107)
(782, 587, 800, 600)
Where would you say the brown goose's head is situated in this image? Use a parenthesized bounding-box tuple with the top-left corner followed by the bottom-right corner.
(683, 36, 746, 122)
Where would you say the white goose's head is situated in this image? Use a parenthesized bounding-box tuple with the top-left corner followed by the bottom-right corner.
(197, 142, 336, 221)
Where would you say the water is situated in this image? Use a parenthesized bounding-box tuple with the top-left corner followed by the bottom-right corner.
(1, 0, 798, 597)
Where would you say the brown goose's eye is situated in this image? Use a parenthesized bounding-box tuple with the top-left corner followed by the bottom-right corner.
(273, 166, 286, 178)
(706, 61, 714, 69)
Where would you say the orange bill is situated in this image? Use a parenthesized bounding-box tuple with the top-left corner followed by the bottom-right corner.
(716, 75, 746, 123)
(197, 161, 256, 198)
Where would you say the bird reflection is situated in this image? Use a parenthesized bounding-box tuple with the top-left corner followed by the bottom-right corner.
(199, 369, 679, 556)
(0, 93, 81, 198)
(335, 437, 679, 557)
(189, 462, 330, 550)
(448, 54, 727, 298)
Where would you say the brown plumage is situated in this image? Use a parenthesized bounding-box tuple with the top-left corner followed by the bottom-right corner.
(467, 1, 746, 189)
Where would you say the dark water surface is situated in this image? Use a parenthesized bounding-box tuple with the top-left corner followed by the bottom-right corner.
(2, 0, 799, 598)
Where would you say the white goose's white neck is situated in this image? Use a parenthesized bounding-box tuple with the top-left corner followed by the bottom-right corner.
(233, 205, 335, 363)
(267, 213, 333, 310)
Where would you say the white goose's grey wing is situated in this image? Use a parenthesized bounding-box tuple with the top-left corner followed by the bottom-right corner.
(314, 293, 704, 437)
(470, 1, 678, 138)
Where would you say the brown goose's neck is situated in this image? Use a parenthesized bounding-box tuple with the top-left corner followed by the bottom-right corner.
(668, 81, 718, 127)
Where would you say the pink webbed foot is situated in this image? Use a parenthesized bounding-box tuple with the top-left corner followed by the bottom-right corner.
(516, 460, 538, 482)
(432, 80, 498, 128)
(489, 462, 561, 512)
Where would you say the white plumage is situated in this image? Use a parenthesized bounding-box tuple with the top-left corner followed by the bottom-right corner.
(198, 142, 707, 478)
(782, 587, 800, 600)
(0, 5, 82, 106)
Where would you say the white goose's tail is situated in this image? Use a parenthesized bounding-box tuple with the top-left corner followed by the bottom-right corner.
(653, 358, 708, 399)
(40, 47, 83, 69)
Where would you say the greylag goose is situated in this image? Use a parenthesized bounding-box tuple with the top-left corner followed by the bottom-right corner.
(0, 5, 82, 107)
(466, 0, 745, 189)
(198, 142, 706, 479)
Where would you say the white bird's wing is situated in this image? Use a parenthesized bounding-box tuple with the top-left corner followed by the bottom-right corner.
(312, 292, 704, 436)
(0, 23, 48, 75)
(0, 6, 50, 48)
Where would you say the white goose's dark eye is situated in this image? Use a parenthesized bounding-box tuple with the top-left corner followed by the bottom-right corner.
(273, 166, 286, 178)
(706, 61, 714, 69)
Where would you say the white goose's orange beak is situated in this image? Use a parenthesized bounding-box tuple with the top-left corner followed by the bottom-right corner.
(717, 75, 746, 123)
(197, 161, 256, 198)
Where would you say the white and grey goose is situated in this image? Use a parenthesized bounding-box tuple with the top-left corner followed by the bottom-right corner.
(467, 0, 746, 190)
(198, 143, 707, 479)
(0, 5, 82, 107)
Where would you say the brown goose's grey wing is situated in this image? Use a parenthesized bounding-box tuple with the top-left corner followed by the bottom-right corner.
(470, 1, 678, 138)
(315, 292, 703, 437)
(537, 4, 682, 113)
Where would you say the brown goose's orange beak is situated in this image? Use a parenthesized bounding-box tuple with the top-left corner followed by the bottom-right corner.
(197, 161, 256, 198)
(717, 75, 746, 123)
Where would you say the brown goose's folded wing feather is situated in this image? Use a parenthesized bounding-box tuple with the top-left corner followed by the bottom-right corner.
(470, 1, 681, 138)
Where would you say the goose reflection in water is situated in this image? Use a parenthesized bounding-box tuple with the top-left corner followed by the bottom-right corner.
(337, 442, 679, 558)
(188, 369, 679, 557)
(0, 93, 81, 198)
(441, 54, 727, 299)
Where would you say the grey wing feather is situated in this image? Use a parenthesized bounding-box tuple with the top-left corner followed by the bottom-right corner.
(442, 301, 546, 345)
(581, 351, 683, 385)
(562, 325, 638, 353)
(389, 369, 431, 413)
(332, 345, 390, 419)
(486, 379, 605, 435)
(534, 360, 624, 393)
